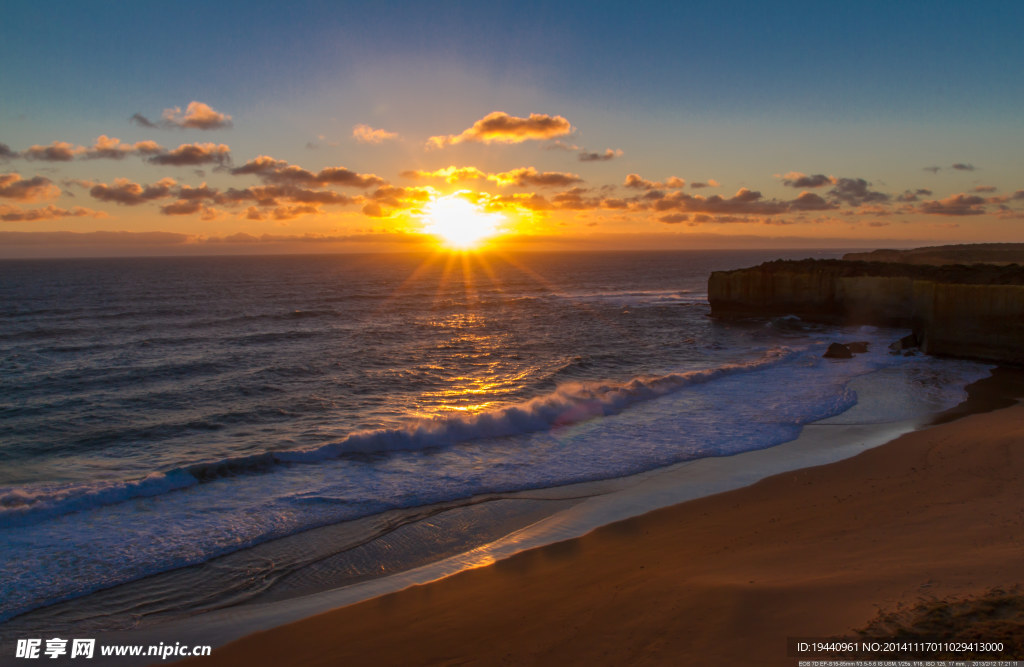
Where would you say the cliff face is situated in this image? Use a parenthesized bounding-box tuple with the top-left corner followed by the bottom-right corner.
(709, 259, 1024, 364)
(914, 282, 1024, 363)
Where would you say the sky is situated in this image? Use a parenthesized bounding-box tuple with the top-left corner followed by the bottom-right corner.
(1, 0, 1023, 257)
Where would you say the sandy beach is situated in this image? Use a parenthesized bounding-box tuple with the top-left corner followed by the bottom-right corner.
(180, 369, 1024, 666)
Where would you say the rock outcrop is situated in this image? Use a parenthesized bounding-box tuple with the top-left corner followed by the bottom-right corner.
(708, 258, 1024, 365)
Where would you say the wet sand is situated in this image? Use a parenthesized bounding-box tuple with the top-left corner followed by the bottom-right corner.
(186, 369, 1024, 666)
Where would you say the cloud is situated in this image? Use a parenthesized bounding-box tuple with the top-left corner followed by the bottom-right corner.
(129, 112, 158, 128)
(249, 185, 353, 205)
(169, 101, 233, 129)
(402, 165, 580, 188)
(971, 185, 997, 193)
(23, 141, 85, 161)
(0, 204, 106, 222)
(780, 172, 834, 188)
(489, 167, 582, 188)
(921, 163, 977, 174)
(827, 178, 889, 205)
(175, 184, 219, 200)
(401, 166, 487, 184)
(131, 102, 232, 130)
(267, 204, 321, 220)
(89, 177, 177, 205)
(896, 188, 933, 202)
(428, 111, 572, 148)
(659, 214, 690, 224)
(623, 174, 684, 190)
(918, 193, 987, 216)
(148, 142, 231, 166)
(651, 188, 790, 216)
(352, 124, 399, 144)
(578, 148, 622, 162)
(84, 135, 164, 160)
(5, 137, 167, 161)
(362, 202, 385, 218)
(546, 140, 581, 151)
(230, 156, 382, 188)
(788, 191, 836, 211)
(0, 173, 61, 201)
(690, 179, 719, 189)
(160, 200, 205, 216)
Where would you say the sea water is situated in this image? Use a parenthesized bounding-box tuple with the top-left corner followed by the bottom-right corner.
(0, 250, 991, 629)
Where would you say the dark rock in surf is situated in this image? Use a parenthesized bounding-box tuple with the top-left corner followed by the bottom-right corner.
(824, 343, 854, 359)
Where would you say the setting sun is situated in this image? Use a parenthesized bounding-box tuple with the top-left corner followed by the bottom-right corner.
(420, 194, 504, 250)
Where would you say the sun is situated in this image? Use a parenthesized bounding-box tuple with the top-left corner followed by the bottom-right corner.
(420, 193, 504, 250)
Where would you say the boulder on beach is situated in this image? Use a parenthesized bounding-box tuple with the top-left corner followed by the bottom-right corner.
(824, 343, 854, 359)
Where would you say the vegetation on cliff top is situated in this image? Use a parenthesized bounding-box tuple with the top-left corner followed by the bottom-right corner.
(716, 258, 1024, 286)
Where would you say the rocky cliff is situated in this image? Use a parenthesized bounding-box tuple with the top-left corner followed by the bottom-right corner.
(708, 259, 1024, 364)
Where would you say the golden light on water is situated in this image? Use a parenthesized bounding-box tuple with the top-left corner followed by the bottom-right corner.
(420, 193, 504, 250)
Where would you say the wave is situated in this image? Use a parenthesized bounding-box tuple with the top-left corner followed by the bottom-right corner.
(550, 288, 700, 305)
(0, 348, 797, 529)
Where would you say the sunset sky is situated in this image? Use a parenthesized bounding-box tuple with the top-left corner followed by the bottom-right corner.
(2, 1, 1023, 257)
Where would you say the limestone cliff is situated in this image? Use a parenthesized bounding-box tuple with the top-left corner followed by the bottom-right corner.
(708, 259, 1024, 364)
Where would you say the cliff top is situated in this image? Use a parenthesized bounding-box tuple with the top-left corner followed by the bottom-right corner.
(843, 243, 1024, 266)
(716, 259, 1024, 285)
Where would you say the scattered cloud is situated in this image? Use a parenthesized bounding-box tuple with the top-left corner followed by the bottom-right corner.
(129, 112, 158, 129)
(148, 142, 231, 166)
(23, 141, 84, 162)
(578, 148, 622, 162)
(401, 166, 487, 184)
(789, 192, 836, 211)
(230, 156, 383, 188)
(0, 204, 107, 222)
(131, 101, 233, 130)
(0, 173, 60, 201)
(0, 144, 16, 161)
(160, 200, 205, 216)
(546, 140, 581, 151)
(923, 163, 978, 173)
(827, 178, 889, 206)
(624, 174, 684, 190)
(971, 185, 997, 193)
(690, 179, 719, 189)
(896, 188, 933, 202)
(659, 214, 689, 224)
(918, 193, 987, 216)
(352, 124, 399, 144)
(780, 172, 834, 188)
(428, 111, 572, 148)
(401, 165, 581, 188)
(89, 177, 178, 205)
(85, 135, 164, 160)
(489, 167, 582, 188)
(651, 187, 790, 216)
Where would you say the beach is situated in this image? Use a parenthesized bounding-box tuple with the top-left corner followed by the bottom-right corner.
(188, 368, 1024, 666)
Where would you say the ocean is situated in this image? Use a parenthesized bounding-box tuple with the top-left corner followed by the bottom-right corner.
(0, 250, 991, 637)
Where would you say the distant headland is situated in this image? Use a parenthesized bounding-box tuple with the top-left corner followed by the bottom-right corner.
(708, 243, 1024, 364)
